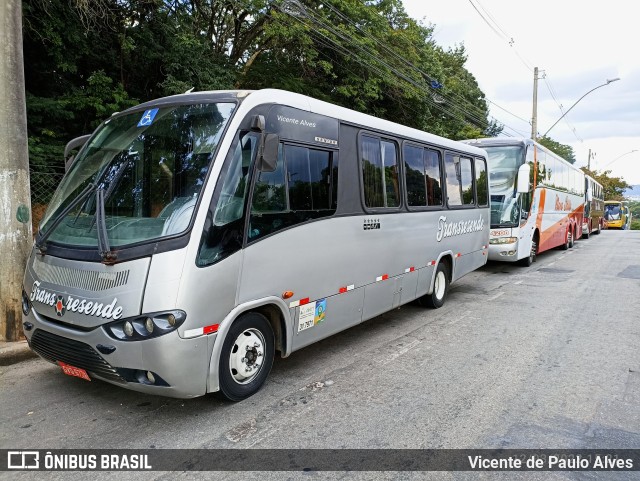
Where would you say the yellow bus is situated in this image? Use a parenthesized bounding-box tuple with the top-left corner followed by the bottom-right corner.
(604, 201, 631, 229)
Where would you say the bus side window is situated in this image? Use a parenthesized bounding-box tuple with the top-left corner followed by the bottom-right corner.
(196, 132, 257, 267)
(405, 145, 443, 208)
(475, 158, 488, 207)
(249, 144, 337, 242)
(361, 135, 400, 208)
(444, 153, 474, 206)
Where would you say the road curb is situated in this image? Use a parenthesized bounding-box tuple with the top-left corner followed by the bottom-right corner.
(0, 340, 37, 366)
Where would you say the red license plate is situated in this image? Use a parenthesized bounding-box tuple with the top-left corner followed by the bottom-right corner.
(57, 361, 91, 381)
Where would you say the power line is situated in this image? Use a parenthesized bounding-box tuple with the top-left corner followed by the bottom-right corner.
(282, 0, 520, 134)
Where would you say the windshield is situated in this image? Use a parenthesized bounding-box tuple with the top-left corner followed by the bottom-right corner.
(484, 145, 524, 227)
(604, 204, 622, 220)
(39, 102, 236, 250)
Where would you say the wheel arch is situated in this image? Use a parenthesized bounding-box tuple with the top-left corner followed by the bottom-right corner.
(206, 296, 292, 394)
(427, 252, 453, 294)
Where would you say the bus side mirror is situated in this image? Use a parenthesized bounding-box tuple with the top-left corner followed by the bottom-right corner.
(64, 134, 92, 171)
(257, 133, 279, 172)
(516, 163, 530, 193)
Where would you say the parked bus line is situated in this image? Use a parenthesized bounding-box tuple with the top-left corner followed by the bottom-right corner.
(462, 138, 587, 267)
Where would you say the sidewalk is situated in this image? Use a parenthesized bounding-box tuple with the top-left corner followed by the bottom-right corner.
(0, 340, 37, 366)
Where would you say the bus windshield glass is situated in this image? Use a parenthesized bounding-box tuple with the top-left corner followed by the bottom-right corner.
(604, 203, 622, 220)
(484, 145, 524, 227)
(39, 102, 236, 249)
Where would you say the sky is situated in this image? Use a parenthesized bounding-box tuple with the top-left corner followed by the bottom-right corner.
(402, 0, 640, 185)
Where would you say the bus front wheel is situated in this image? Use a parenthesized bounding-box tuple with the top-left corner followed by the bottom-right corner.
(217, 312, 275, 402)
(519, 236, 537, 267)
(418, 262, 450, 309)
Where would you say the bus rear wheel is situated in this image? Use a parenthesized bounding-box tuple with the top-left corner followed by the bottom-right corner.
(561, 229, 572, 250)
(217, 312, 274, 402)
(417, 262, 450, 309)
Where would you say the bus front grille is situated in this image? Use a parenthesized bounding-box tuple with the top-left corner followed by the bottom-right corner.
(30, 329, 125, 383)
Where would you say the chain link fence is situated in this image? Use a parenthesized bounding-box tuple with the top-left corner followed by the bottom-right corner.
(30, 163, 65, 235)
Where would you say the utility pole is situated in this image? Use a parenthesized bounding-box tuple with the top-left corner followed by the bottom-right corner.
(587, 149, 592, 170)
(531, 67, 539, 140)
(0, 0, 32, 341)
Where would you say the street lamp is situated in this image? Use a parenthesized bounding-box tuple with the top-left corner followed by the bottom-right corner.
(603, 149, 638, 168)
(542, 78, 620, 138)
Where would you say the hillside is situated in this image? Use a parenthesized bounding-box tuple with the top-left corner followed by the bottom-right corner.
(625, 185, 640, 200)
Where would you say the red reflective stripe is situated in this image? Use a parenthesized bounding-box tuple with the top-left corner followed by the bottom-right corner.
(409, 266, 415, 272)
(382, 274, 389, 281)
(299, 298, 310, 305)
(339, 287, 348, 294)
(203, 324, 219, 334)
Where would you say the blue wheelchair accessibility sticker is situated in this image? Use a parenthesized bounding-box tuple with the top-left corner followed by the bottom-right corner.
(137, 108, 159, 127)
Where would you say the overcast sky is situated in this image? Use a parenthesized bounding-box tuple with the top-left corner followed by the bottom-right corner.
(402, 0, 640, 185)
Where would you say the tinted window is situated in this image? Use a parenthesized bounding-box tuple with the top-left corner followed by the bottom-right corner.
(249, 144, 336, 241)
(445, 153, 474, 206)
(404, 145, 426, 206)
(404, 144, 442, 207)
(475, 158, 488, 206)
(197, 132, 257, 267)
(361, 135, 400, 208)
(425, 149, 443, 206)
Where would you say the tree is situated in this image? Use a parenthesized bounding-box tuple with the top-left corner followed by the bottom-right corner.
(580, 167, 630, 200)
(1, 0, 32, 341)
(537, 135, 576, 164)
(23, 0, 501, 214)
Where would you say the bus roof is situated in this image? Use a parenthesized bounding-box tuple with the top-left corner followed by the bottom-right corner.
(116, 89, 487, 159)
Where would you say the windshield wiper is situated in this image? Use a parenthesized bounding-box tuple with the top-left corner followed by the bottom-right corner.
(35, 182, 96, 254)
(93, 159, 131, 263)
(94, 187, 114, 263)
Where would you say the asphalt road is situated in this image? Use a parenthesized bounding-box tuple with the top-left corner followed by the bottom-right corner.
(2, 230, 639, 480)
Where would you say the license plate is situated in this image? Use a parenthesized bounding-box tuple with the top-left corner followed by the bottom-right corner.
(57, 361, 91, 381)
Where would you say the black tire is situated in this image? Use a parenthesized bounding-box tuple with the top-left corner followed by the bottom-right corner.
(519, 236, 537, 267)
(561, 229, 571, 250)
(217, 312, 274, 402)
(569, 228, 575, 248)
(417, 262, 450, 309)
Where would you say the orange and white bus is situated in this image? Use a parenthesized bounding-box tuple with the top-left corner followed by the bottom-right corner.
(463, 138, 585, 266)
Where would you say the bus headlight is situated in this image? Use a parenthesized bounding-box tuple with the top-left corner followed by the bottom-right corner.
(123, 321, 134, 337)
(22, 289, 32, 316)
(105, 310, 186, 341)
(144, 317, 154, 334)
(489, 237, 518, 245)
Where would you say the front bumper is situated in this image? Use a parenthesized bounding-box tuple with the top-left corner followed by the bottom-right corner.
(487, 243, 519, 262)
(23, 308, 212, 398)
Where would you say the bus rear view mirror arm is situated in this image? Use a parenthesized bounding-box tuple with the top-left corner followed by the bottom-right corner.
(257, 133, 279, 172)
(516, 163, 530, 194)
(64, 134, 92, 171)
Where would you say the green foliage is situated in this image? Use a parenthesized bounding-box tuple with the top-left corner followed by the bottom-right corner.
(24, 0, 501, 206)
(580, 167, 631, 201)
(628, 201, 640, 230)
(537, 136, 576, 164)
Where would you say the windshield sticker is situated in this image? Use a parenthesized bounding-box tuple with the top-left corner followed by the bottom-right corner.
(298, 301, 317, 332)
(137, 108, 159, 127)
(314, 299, 326, 325)
(30, 280, 124, 320)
